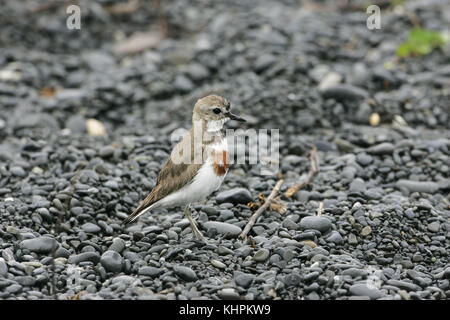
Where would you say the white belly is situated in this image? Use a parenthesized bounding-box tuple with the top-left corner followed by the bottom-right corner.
(152, 139, 228, 209)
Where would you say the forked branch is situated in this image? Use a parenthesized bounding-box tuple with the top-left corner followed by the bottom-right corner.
(239, 179, 284, 242)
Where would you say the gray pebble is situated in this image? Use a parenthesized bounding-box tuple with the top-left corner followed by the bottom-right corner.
(215, 188, 252, 204)
(138, 266, 163, 278)
(20, 236, 56, 254)
(356, 153, 373, 166)
(173, 266, 198, 282)
(99, 146, 115, 158)
(349, 283, 384, 299)
(81, 223, 101, 233)
(203, 221, 242, 238)
(100, 250, 123, 273)
(299, 216, 332, 233)
(235, 274, 255, 288)
(350, 178, 366, 192)
(326, 231, 343, 244)
(320, 84, 368, 101)
(217, 288, 240, 300)
(109, 238, 126, 253)
(10, 166, 26, 177)
(366, 143, 394, 155)
(427, 222, 440, 233)
(0, 258, 8, 277)
(284, 273, 302, 287)
(254, 248, 270, 262)
(68, 252, 101, 265)
(396, 180, 439, 194)
(282, 218, 299, 230)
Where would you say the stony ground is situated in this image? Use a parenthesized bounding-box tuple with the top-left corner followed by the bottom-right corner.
(0, 0, 449, 300)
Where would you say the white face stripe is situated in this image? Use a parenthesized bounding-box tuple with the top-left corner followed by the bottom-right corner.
(207, 118, 228, 132)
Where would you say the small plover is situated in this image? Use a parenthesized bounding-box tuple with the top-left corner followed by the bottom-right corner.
(122, 95, 246, 242)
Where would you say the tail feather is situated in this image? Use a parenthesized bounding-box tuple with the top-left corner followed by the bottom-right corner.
(122, 203, 153, 225)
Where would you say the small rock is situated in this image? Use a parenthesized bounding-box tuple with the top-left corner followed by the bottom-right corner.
(99, 146, 115, 158)
(342, 268, 368, 277)
(386, 279, 420, 291)
(427, 222, 440, 233)
(10, 166, 26, 177)
(215, 188, 252, 204)
(366, 142, 394, 155)
(369, 113, 380, 126)
(282, 218, 298, 230)
(349, 283, 384, 299)
(360, 226, 372, 236)
(86, 118, 106, 136)
(173, 266, 197, 282)
(68, 252, 101, 265)
(15, 276, 36, 287)
(284, 273, 302, 287)
(356, 153, 373, 166)
(320, 84, 368, 101)
(300, 240, 317, 248)
(217, 288, 240, 300)
(318, 72, 342, 91)
(326, 231, 343, 244)
(253, 249, 270, 262)
(6, 284, 22, 294)
(0, 258, 8, 277)
(174, 74, 194, 92)
(348, 234, 358, 245)
(81, 223, 101, 233)
(235, 274, 255, 288)
(254, 53, 277, 72)
(104, 180, 119, 190)
(20, 236, 56, 254)
(139, 266, 163, 278)
(299, 216, 332, 233)
(109, 238, 125, 253)
(203, 221, 242, 238)
(396, 180, 439, 194)
(350, 178, 366, 192)
(185, 63, 210, 81)
(66, 115, 86, 134)
(211, 259, 226, 269)
(100, 250, 123, 273)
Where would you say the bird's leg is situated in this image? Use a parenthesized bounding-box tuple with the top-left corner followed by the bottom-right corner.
(184, 204, 207, 243)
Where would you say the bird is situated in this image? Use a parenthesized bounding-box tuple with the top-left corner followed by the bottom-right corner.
(122, 95, 246, 242)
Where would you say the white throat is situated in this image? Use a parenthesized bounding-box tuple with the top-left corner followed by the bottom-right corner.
(207, 118, 228, 132)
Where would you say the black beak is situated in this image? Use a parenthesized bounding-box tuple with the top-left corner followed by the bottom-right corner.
(226, 111, 246, 122)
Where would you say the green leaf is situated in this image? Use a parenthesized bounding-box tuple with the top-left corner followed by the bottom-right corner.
(396, 28, 447, 58)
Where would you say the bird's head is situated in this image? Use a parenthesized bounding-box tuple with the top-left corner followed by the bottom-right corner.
(193, 95, 245, 132)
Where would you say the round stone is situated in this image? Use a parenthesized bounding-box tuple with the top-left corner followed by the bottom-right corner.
(100, 250, 123, 273)
(284, 273, 302, 287)
(203, 221, 242, 238)
(235, 274, 255, 288)
(253, 248, 270, 262)
(173, 266, 198, 282)
(81, 223, 101, 233)
(211, 259, 226, 269)
(299, 216, 332, 233)
(20, 236, 56, 254)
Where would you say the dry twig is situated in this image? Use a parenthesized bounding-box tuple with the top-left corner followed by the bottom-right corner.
(285, 146, 319, 198)
(317, 201, 323, 217)
(239, 179, 284, 242)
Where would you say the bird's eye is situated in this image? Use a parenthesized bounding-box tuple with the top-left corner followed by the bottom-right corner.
(213, 108, 221, 114)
